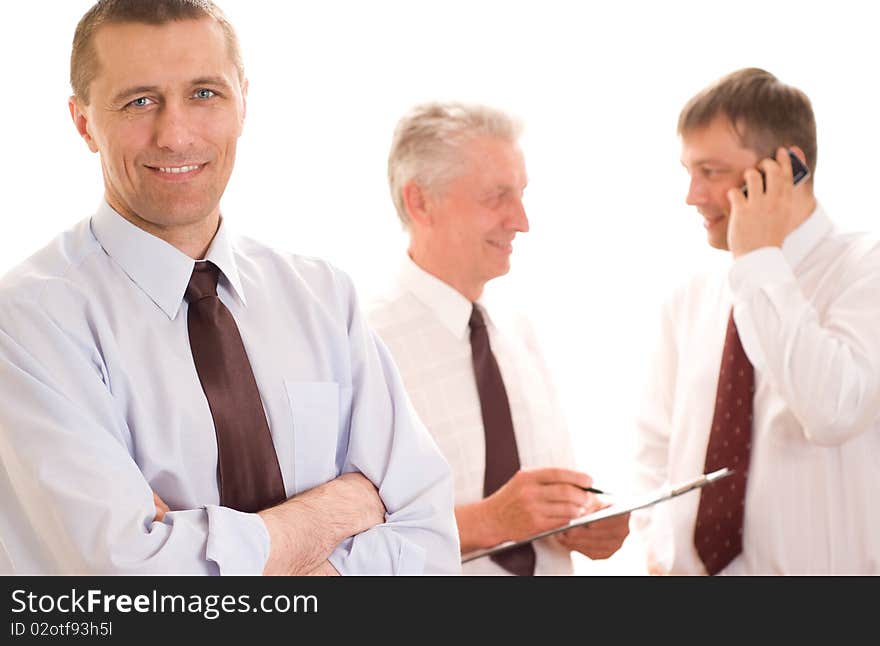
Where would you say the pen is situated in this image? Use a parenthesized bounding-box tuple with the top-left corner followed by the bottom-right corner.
(580, 486, 607, 495)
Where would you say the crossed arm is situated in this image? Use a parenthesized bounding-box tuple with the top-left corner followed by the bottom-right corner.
(0, 278, 459, 575)
(152, 474, 385, 576)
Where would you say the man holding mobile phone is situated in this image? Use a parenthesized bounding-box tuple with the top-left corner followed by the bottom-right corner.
(632, 68, 880, 575)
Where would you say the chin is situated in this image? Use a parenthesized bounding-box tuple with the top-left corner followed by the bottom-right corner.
(707, 236, 730, 251)
(704, 224, 730, 251)
(147, 198, 217, 226)
(494, 259, 512, 276)
(478, 268, 506, 287)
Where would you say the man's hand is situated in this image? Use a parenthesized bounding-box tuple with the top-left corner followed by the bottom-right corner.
(554, 510, 630, 560)
(153, 491, 169, 522)
(259, 471, 386, 575)
(457, 468, 600, 552)
(646, 546, 668, 575)
(726, 147, 797, 258)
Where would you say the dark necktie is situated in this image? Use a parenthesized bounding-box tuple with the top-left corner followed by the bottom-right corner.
(185, 261, 286, 513)
(694, 310, 754, 575)
(469, 304, 536, 576)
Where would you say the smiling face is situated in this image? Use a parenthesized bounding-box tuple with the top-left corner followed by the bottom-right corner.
(419, 136, 529, 298)
(69, 18, 246, 246)
(681, 115, 759, 250)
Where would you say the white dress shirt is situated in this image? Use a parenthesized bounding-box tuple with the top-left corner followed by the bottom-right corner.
(634, 205, 880, 574)
(367, 256, 576, 575)
(0, 202, 460, 575)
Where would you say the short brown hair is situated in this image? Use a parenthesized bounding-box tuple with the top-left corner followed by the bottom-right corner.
(678, 68, 817, 179)
(71, 0, 244, 104)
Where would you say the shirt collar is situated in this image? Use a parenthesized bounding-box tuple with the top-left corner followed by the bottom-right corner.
(203, 216, 247, 308)
(90, 201, 247, 320)
(781, 202, 833, 269)
(395, 254, 488, 340)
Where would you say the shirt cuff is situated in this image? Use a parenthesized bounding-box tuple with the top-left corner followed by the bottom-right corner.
(204, 505, 270, 575)
(728, 247, 798, 372)
(728, 246, 794, 300)
(327, 529, 427, 575)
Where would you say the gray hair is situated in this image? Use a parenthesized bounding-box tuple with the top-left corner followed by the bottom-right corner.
(387, 102, 523, 228)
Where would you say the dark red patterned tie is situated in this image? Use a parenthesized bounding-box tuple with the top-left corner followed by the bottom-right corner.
(694, 310, 754, 575)
(186, 261, 286, 513)
(469, 305, 536, 576)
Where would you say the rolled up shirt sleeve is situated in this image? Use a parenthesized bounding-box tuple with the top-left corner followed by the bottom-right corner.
(326, 271, 461, 576)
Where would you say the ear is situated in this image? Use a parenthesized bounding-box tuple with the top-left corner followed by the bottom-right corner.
(69, 96, 99, 153)
(402, 181, 433, 227)
(789, 145, 808, 167)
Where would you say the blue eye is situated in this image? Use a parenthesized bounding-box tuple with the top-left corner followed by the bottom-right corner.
(130, 97, 152, 108)
(195, 89, 216, 100)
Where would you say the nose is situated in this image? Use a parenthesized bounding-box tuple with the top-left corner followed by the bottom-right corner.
(154, 101, 196, 152)
(508, 197, 530, 233)
(685, 176, 707, 207)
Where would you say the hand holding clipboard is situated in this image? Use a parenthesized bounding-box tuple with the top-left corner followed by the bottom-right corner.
(461, 468, 734, 563)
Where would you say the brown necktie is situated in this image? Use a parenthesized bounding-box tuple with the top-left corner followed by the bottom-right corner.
(694, 310, 754, 575)
(469, 304, 536, 576)
(185, 261, 286, 513)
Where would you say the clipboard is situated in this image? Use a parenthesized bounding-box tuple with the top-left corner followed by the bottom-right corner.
(461, 467, 734, 563)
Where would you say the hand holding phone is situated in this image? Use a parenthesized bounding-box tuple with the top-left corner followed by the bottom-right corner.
(727, 147, 811, 258)
(741, 149, 809, 197)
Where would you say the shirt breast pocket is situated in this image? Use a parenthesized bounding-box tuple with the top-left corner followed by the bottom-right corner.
(283, 380, 341, 493)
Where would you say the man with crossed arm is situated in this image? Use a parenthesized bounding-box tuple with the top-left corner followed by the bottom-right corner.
(0, 0, 459, 575)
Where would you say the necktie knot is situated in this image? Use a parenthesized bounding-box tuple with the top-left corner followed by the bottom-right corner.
(186, 261, 220, 303)
(469, 305, 486, 331)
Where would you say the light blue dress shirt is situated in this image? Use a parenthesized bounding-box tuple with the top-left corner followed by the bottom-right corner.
(0, 202, 460, 575)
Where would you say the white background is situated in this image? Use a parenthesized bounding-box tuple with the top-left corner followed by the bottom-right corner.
(2, 1, 879, 574)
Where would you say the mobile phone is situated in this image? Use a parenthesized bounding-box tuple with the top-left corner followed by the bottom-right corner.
(741, 149, 810, 197)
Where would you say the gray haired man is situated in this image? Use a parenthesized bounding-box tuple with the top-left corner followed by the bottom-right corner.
(367, 102, 630, 575)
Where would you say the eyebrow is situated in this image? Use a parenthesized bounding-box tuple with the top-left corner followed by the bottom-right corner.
(111, 77, 234, 105)
(190, 76, 234, 89)
(484, 184, 516, 194)
(681, 158, 731, 168)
